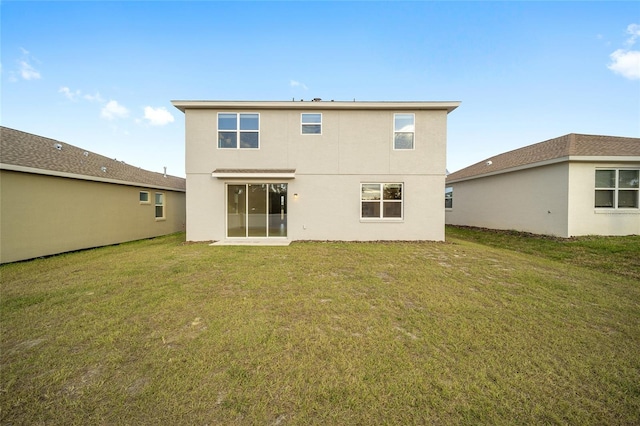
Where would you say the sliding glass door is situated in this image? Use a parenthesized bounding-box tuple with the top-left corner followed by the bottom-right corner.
(227, 184, 287, 238)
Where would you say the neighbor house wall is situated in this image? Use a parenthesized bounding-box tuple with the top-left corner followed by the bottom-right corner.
(0, 170, 186, 263)
(567, 161, 640, 236)
(445, 162, 570, 237)
(184, 107, 448, 241)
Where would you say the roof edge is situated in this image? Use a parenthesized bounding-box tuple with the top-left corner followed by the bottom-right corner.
(446, 155, 640, 184)
(171, 100, 461, 113)
(1, 163, 186, 192)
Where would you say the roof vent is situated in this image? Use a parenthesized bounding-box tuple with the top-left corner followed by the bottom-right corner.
(312, 98, 322, 102)
(486, 160, 493, 166)
(54, 143, 62, 150)
(101, 166, 107, 173)
(83, 151, 89, 157)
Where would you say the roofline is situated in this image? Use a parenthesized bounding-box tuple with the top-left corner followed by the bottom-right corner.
(0, 163, 186, 192)
(446, 155, 640, 184)
(171, 100, 461, 113)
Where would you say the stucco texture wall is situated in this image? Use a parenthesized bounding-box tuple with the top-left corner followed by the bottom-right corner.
(0, 170, 186, 263)
(184, 108, 448, 242)
(568, 162, 640, 236)
(445, 163, 570, 237)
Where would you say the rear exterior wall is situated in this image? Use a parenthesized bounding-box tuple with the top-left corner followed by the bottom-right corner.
(184, 107, 448, 241)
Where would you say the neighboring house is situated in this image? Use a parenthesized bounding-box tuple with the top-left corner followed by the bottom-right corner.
(445, 134, 640, 238)
(0, 127, 186, 263)
(171, 100, 460, 243)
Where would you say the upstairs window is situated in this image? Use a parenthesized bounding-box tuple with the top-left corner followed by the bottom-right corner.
(595, 169, 639, 209)
(301, 113, 322, 134)
(139, 191, 150, 204)
(361, 183, 403, 220)
(394, 113, 414, 150)
(218, 113, 259, 149)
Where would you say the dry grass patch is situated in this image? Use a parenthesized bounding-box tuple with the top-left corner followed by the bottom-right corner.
(1, 232, 639, 424)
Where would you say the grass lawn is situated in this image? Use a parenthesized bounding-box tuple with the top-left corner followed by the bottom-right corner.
(1, 228, 639, 425)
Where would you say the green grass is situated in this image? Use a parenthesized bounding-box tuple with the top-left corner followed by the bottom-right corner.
(1, 230, 639, 425)
(447, 225, 640, 281)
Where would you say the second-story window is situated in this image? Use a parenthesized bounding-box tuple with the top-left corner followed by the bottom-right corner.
(301, 113, 322, 134)
(394, 113, 415, 150)
(218, 113, 259, 149)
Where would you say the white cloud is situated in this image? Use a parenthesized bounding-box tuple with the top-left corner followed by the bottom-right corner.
(59, 86, 81, 100)
(624, 23, 640, 46)
(608, 23, 640, 80)
(101, 100, 129, 120)
(18, 60, 41, 80)
(143, 106, 174, 126)
(59, 86, 105, 105)
(84, 92, 104, 103)
(15, 48, 42, 80)
(290, 80, 308, 90)
(608, 49, 640, 80)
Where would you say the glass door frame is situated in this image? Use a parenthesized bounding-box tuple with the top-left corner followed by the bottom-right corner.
(225, 182, 288, 239)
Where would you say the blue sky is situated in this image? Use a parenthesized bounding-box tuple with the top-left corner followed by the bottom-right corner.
(2, 1, 639, 177)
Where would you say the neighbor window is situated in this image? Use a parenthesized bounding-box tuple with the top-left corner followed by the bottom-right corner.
(155, 192, 165, 219)
(218, 113, 260, 149)
(361, 183, 403, 219)
(445, 187, 453, 208)
(301, 113, 322, 134)
(139, 191, 150, 204)
(595, 169, 639, 209)
(394, 113, 415, 150)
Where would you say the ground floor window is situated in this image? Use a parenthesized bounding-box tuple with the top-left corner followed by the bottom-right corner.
(595, 169, 639, 209)
(155, 192, 165, 219)
(361, 183, 403, 219)
(445, 187, 453, 208)
(227, 183, 287, 237)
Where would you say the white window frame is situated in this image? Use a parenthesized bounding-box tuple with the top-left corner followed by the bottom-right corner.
(360, 183, 403, 221)
(393, 113, 415, 150)
(595, 168, 639, 210)
(217, 112, 260, 149)
(301, 113, 322, 135)
(155, 192, 165, 220)
(139, 191, 150, 204)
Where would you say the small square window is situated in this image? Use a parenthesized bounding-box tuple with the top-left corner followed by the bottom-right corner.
(301, 113, 322, 134)
(139, 191, 150, 203)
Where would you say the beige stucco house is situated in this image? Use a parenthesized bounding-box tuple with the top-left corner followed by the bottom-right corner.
(172, 100, 460, 243)
(445, 134, 640, 238)
(0, 127, 186, 263)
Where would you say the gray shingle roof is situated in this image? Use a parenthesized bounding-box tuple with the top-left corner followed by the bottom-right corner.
(447, 133, 640, 183)
(0, 127, 185, 191)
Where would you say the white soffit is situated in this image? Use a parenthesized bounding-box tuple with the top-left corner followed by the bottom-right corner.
(212, 169, 296, 179)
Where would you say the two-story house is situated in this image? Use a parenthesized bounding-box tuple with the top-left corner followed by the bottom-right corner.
(172, 100, 460, 243)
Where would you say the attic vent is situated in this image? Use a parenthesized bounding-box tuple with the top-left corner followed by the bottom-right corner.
(54, 143, 62, 150)
(83, 151, 89, 157)
(101, 166, 107, 173)
(312, 98, 322, 102)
